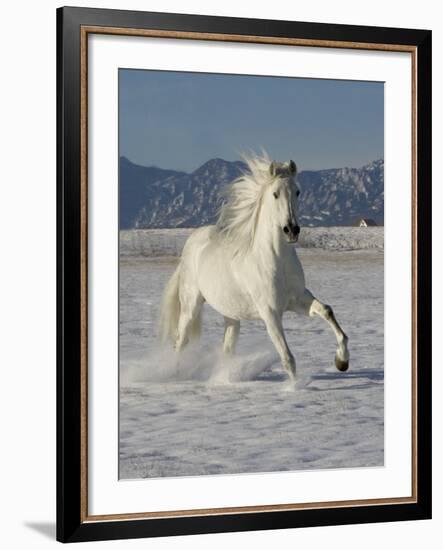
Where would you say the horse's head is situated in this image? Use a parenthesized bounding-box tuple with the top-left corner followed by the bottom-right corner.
(266, 159, 301, 243)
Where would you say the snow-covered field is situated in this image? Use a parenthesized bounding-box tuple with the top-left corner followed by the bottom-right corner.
(120, 226, 384, 257)
(119, 232, 384, 480)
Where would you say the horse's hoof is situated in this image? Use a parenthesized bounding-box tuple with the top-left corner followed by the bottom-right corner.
(335, 355, 349, 372)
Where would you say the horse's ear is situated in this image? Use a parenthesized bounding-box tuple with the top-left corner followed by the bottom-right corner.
(269, 161, 277, 177)
(289, 160, 297, 175)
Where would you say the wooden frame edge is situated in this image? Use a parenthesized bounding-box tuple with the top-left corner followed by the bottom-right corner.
(80, 25, 89, 524)
(84, 496, 416, 523)
(82, 24, 417, 52)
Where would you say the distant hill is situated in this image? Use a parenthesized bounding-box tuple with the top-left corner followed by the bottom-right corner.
(119, 157, 184, 228)
(120, 156, 384, 228)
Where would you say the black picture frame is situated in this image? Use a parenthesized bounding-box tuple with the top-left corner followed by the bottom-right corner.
(57, 6, 432, 543)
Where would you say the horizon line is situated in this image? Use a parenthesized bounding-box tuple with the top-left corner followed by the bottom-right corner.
(120, 155, 384, 175)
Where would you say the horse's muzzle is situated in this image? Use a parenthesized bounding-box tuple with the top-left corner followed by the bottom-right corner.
(283, 223, 300, 243)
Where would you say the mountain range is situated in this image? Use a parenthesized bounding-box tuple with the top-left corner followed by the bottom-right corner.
(120, 156, 384, 229)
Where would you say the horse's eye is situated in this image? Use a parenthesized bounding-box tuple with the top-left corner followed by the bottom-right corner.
(296, 190, 300, 197)
(273, 191, 279, 199)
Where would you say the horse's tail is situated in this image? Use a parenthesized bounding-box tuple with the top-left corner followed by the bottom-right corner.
(159, 263, 182, 345)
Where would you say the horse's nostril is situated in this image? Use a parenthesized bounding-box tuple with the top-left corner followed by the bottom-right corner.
(294, 225, 300, 235)
(283, 226, 290, 234)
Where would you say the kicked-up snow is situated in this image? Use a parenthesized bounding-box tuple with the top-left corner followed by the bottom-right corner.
(119, 247, 384, 479)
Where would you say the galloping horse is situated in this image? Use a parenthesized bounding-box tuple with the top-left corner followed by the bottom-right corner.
(160, 153, 349, 381)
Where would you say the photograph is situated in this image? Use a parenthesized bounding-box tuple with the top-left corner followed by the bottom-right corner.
(118, 69, 385, 480)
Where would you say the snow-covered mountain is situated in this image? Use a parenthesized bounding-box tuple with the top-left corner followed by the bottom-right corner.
(120, 156, 384, 228)
(297, 159, 384, 226)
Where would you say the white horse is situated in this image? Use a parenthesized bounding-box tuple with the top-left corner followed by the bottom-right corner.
(159, 153, 349, 381)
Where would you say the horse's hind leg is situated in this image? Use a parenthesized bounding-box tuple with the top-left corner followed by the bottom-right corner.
(222, 317, 240, 354)
(296, 289, 349, 372)
(175, 285, 203, 352)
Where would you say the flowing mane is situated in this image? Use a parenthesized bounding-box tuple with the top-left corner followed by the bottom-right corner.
(216, 152, 274, 254)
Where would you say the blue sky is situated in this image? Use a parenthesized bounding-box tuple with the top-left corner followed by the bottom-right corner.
(119, 69, 383, 173)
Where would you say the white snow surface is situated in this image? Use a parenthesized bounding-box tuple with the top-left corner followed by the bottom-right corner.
(120, 226, 383, 257)
(119, 243, 384, 480)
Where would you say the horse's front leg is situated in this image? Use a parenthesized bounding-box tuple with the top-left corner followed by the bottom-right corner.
(299, 289, 349, 372)
(259, 307, 296, 380)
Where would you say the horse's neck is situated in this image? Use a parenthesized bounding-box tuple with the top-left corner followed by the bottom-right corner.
(252, 218, 292, 264)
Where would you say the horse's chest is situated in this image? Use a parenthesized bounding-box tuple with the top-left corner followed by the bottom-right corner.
(239, 262, 297, 311)
(273, 269, 295, 306)
(260, 256, 305, 309)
